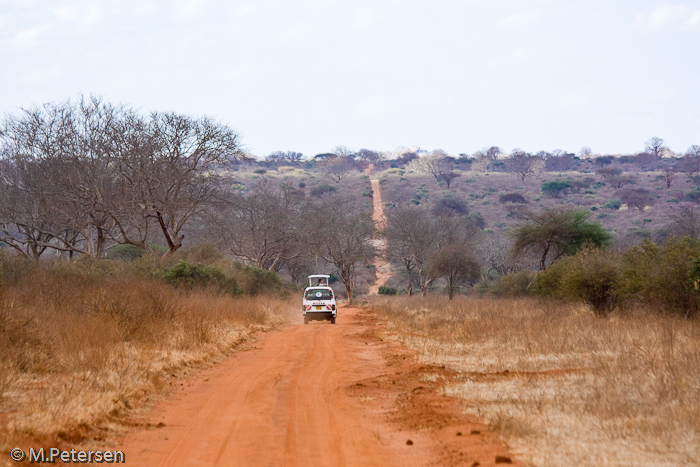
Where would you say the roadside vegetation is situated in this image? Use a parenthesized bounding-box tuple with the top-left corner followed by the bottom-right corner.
(3, 96, 700, 465)
(0, 249, 293, 458)
(369, 296, 700, 467)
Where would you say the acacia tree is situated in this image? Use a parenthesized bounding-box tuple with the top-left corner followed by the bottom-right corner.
(407, 150, 453, 182)
(216, 179, 309, 270)
(0, 97, 123, 259)
(384, 205, 429, 295)
(616, 187, 655, 212)
(505, 149, 543, 182)
(511, 208, 611, 270)
(384, 204, 471, 296)
(312, 196, 375, 304)
(661, 167, 676, 189)
(0, 160, 55, 259)
(383, 205, 441, 295)
(428, 243, 480, 299)
(0, 96, 244, 259)
(321, 156, 354, 183)
(437, 171, 461, 188)
(645, 136, 668, 158)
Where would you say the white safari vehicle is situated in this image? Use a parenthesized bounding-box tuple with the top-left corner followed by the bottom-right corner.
(302, 275, 337, 324)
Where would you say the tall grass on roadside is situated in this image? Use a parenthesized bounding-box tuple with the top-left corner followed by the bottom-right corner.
(370, 295, 700, 467)
(0, 257, 292, 454)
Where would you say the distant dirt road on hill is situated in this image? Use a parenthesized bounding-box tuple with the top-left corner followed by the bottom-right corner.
(368, 178, 392, 294)
(119, 307, 522, 466)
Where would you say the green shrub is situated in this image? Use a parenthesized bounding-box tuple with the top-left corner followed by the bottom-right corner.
(623, 237, 700, 316)
(486, 270, 537, 297)
(603, 198, 622, 209)
(105, 244, 147, 261)
(378, 286, 398, 295)
(536, 247, 623, 315)
(162, 261, 241, 296)
(309, 184, 337, 196)
(236, 264, 284, 296)
(541, 180, 573, 198)
(686, 189, 700, 203)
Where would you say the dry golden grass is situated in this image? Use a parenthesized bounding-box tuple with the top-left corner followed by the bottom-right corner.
(369, 295, 700, 467)
(0, 267, 292, 460)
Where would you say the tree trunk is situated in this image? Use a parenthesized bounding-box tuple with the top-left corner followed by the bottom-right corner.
(540, 244, 550, 270)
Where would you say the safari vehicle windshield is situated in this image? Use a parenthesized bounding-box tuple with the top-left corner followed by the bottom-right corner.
(305, 289, 333, 300)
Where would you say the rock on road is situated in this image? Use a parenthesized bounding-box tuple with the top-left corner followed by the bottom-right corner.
(120, 307, 522, 466)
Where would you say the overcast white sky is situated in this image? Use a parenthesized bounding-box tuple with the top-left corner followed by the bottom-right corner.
(1, 0, 698, 157)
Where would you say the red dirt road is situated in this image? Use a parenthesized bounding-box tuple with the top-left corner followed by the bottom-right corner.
(120, 307, 522, 466)
(368, 178, 392, 295)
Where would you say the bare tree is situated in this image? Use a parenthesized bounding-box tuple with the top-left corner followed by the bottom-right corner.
(645, 136, 668, 158)
(321, 156, 354, 183)
(545, 151, 577, 172)
(0, 96, 122, 259)
(616, 187, 655, 212)
(406, 149, 453, 182)
(311, 196, 375, 304)
(505, 149, 544, 182)
(135, 112, 243, 255)
(661, 167, 676, 189)
(215, 179, 308, 270)
(428, 243, 480, 299)
(0, 96, 244, 259)
(668, 205, 700, 238)
(357, 148, 385, 166)
(635, 152, 661, 171)
(680, 152, 700, 177)
(384, 205, 438, 296)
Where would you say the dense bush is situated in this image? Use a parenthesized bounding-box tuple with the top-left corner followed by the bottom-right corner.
(162, 261, 241, 296)
(234, 264, 286, 296)
(467, 212, 487, 230)
(603, 198, 622, 210)
(484, 270, 537, 297)
(432, 197, 469, 217)
(622, 238, 700, 316)
(541, 180, 573, 198)
(535, 247, 622, 315)
(530, 237, 700, 317)
(309, 184, 337, 196)
(498, 193, 528, 204)
(378, 286, 398, 295)
(686, 189, 700, 203)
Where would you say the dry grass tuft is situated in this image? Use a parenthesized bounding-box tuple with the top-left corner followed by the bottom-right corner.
(0, 267, 292, 459)
(369, 295, 700, 467)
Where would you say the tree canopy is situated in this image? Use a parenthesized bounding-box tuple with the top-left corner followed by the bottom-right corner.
(511, 208, 612, 270)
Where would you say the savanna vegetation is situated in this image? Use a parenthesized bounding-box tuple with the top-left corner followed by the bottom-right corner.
(0, 248, 293, 458)
(369, 296, 700, 467)
(3, 96, 700, 465)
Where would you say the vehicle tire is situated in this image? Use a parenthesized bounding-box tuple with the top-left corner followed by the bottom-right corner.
(330, 317, 336, 324)
(304, 315, 309, 324)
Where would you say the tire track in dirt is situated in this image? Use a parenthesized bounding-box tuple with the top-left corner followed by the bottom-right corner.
(118, 307, 523, 466)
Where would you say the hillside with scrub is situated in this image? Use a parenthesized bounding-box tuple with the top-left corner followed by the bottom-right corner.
(2, 98, 700, 466)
